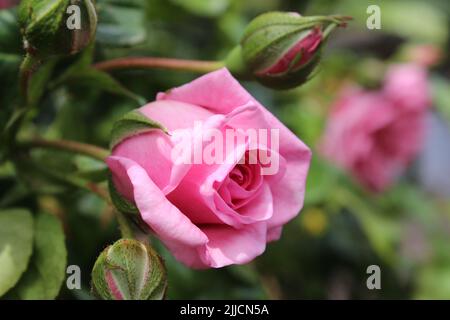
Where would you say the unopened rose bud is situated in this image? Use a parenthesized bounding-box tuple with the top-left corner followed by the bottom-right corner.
(91, 239, 167, 300)
(18, 0, 97, 57)
(226, 12, 350, 89)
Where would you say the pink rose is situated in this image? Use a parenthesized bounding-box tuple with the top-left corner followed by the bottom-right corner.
(107, 69, 311, 268)
(321, 64, 430, 192)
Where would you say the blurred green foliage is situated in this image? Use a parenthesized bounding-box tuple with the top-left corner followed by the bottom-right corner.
(0, 0, 450, 299)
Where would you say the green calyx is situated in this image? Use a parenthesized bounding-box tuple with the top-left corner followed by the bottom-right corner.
(110, 109, 167, 150)
(108, 174, 139, 214)
(91, 239, 167, 300)
(108, 173, 151, 233)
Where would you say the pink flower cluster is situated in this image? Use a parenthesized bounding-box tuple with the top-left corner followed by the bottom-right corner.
(321, 64, 431, 192)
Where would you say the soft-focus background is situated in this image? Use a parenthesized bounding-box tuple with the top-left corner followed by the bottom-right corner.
(1, 0, 450, 299)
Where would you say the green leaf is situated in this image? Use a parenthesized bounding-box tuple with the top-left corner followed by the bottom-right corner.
(0, 53, 21, 131)
(0, 208, 34, 297)
(63, 68, 146, 105)
(14, 154, 73, 195)
(50, 44, 95, 87)
(334, 188, 400, 264)
(169, 0, 229, 17)
(26, 56, 59, 107)
(0, 9, 22, 53)
(10, 212, 67, 300)
(96, 1, 146, 46)
(73, 156, 109, 183)
(48, 43, 144, 106)
(110, 110, 167, 149)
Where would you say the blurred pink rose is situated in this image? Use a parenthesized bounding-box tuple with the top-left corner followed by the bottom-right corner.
(383, 64, 431, 111)
(0, 0, 20, 9)
(107, 69, 311, 268)
(321, 64, 430, 191)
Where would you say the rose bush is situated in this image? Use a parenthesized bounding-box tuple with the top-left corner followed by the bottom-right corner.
(107, 68, 311, 268)
(321, 64, 430, 192)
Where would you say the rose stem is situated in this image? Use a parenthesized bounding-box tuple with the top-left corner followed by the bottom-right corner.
(93, 57, 225, 73)
(21, 137, 110, 161)
(115, 210, 135, 239)
(19, 54, 39, 101)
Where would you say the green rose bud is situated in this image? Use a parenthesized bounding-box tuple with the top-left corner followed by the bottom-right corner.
(91, 239, 167, 300)
(18, 0, 97, 57)
(226, 12, 350, 89)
